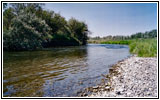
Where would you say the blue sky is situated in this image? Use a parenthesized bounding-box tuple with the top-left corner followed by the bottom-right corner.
(44, 3, 157, 37)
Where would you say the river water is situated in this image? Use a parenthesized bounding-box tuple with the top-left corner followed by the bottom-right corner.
(3, 44, 130, 97)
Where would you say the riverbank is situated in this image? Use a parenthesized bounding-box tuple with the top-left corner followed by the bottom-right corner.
(89, 38, 157, 57)
(81, 55, 157, 97)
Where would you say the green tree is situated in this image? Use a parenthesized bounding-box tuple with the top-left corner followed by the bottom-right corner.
(3, 8, 15, 31)
(4, 11, 52, 51)
(3, 3, 90, 51)
(68, 18, 90, 45)
(38, 10, 67, 35)
(10, 3, 44, 15)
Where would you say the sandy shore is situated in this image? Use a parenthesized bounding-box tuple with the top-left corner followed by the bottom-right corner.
(86, 56, 157, 97)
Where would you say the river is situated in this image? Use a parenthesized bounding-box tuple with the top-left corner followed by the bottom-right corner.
(3, 44, 130, 97)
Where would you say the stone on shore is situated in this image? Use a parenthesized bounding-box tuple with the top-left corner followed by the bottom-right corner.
(89, 56, 157, 97)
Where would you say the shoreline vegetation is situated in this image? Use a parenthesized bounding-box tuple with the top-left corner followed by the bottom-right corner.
(3, 3, 90, 51)
(3, 3, 157, 56)
(100, 38, 157, 57)
(88, 29, 157, 57)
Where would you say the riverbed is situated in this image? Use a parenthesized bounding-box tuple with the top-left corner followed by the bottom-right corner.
(3, 44, 130, 97)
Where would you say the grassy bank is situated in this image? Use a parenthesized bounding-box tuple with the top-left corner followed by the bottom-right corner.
(101, 40, 132, 45)
(100, 38, 157, 57)
(129, 38, 157, 57)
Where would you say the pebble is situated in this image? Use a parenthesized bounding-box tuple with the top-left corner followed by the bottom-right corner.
(88, 56, 157, 97)
(92, 86, 99, 89)
(105, 86, 110, 90)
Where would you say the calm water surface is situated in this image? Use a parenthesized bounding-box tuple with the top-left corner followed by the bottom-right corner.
(3, 44, 130, 97)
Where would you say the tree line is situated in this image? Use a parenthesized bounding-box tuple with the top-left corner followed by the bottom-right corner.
(3, 3, 90, 51)
(89, 29, 157, 41)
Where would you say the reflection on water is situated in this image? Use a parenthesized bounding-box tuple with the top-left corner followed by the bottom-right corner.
(3, 44, 130, 97)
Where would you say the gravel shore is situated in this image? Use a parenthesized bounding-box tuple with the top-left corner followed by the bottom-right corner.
(88, 56, 157, 97)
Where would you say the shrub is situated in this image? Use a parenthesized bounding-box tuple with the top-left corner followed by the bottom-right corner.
(3, 11, 52, 51)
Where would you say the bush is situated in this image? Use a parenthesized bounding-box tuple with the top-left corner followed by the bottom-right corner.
(3, 11, 52, 51)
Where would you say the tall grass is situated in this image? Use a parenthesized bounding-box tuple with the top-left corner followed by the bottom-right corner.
(101, 40, 132, 45)
(100, 38, 157, 57)
(129, 38, 157, 57)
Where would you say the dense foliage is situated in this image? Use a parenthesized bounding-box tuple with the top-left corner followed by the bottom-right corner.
(4, 12, 52, 51)
(3, 3, 90, 51)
